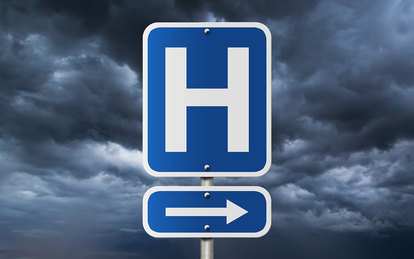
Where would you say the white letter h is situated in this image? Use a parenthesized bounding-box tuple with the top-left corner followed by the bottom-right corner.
(165, 47, 249, 152)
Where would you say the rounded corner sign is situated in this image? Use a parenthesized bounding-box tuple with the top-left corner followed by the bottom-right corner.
(143, 22, 272, 177)
(142, 186, 272, 238)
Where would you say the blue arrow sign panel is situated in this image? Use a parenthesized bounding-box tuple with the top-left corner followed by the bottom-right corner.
(142, 22, 272, 177)
(142, 186, 271, 238)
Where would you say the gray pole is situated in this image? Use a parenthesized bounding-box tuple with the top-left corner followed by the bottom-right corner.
(200, 177, 214, 259)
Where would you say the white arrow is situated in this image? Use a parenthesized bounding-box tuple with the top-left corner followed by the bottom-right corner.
(165, 200, 248, 224)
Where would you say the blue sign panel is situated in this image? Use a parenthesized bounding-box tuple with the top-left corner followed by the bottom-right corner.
(143, 23, 272, 177)
(142, 186, 271, 238)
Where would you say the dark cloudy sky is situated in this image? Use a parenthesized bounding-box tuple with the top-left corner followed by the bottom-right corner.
(1, 0, 414, 258)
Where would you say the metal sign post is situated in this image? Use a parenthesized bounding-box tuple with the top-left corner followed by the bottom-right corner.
(201, 177, 214, 259)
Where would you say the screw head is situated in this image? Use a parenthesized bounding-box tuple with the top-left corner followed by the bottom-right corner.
(204, 192, 210, 199)
(204, 165, 210, 171)
(204, 28, 210, 35)
(204, 225, 210, 231)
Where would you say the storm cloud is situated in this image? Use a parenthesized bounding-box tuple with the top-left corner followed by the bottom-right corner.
(1, 0, 414, 258)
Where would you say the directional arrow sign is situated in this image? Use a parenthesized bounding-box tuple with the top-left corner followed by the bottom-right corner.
(166, 199, 248, 224)
(142, 186, 271, 238)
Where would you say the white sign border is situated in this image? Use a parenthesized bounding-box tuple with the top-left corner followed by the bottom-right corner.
(143, 22, 272, 177)
(142, 186, 272, 238)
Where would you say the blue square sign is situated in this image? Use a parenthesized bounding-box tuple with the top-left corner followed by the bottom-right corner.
(143, 23, 271, 177)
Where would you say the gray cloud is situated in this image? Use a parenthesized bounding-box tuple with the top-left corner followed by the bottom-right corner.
(0, 32, 141, 150)
(272, 1, 414, 153)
